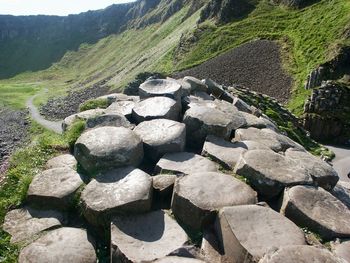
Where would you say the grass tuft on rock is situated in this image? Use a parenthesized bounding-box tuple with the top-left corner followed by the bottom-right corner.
(79, 98, 109, 112)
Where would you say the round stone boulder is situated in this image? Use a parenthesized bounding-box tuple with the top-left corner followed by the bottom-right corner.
(155, 152, 218, 175)
(74, 126, 143, 173)
(105, 100, 136, 120)
(172, 172, 257, 230)
(216, 205, 306, 263)
(81, 167, 152, 226)
(3, 207, 64, 244)
(259, 245, 343, 263)
(111, 210, 189, 262)
(46, 154, 77, 170)
(85, 113, 134, 129)
(134, 119, 186, 161)
(139, 79, 182, 101)
(132, 97, 181, 123)
(234, 149, 312, 199)
(183, 106, 234, 149)
(19, 227, 96, 263)
(281, 185, 350, 240)
(27, 167, 84, 210)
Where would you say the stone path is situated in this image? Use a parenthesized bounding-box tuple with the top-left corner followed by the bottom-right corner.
(4, 76, 348, 263)
(26, 89, 63, 134)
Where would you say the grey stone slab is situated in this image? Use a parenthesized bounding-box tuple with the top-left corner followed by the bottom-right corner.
(139, 79, 182, 101)
(45, 154, 77, 170)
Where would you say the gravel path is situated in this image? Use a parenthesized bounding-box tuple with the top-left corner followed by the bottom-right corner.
(326, 145, 350, 182)
(173, 40, 293, 103)
(26, 90, 63, 134)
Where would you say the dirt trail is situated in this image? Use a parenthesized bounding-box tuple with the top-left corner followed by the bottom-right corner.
(26, 90, 63, 134)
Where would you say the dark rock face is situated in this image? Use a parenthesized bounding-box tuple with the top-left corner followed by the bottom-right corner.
(199, 0, 258, 24)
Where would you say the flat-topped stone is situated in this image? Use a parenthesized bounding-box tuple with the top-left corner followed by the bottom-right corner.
(19, 227, 96, 263)
(97, 93, 139, 105)
(85, 113, 134, 129)
(154, 257, 206, 263)
(172, 172, 257, 230)
(241, 112, 277, 130)
(74, 126, 143, 172)
(259, 245, 343, 263)
(132, 97, 181, 123)
(332, 240, 350, 263)
(155, 152, 218, 175)
(139, 79, 182, 101)
(46, 154, 77, 170)
(81, 167, 152, 226)
(183, 105, 234, 149)
(183, 76, 208, 93)
(134, 119, 186, 161)
(235, 127, 305, 152)
(111, 210, 188, 262)
(3, 207, 64, 244)
(27, 167, 83, 209)
(234, 149, 312, 198)
(216, 205, 306, 263)
(281, 185, 350, 240)
(105, 100, 136, 120)
(285, 148, 339, 190)
(62, 109, 105, 131)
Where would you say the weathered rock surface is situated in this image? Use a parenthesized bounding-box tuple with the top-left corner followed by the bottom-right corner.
(97, 93, 139, 105)
(215, 205, 306, 262)
(281, 185, 350, 240)
(285, 148, 339, 190)
(332, 240, 350, 263)
(19, 227, 96, 263)
(132, 97, 181, 123)
(85, 113, 134, 129)
(234, 150, 312, 198)
(259, 245, 343, 263)
(241, 112, 277, 130)
(74, 126, 143, 172)
(201, 228, 223, 263)
(81, 167, 152, 226)
(105, 100, 136, 120)
(45, 154, 77, 170)
(62, 109, 105, 131)
(331, 182, 350, 209)
(134, 119, 186, 161)
(202, 136, 268, 169)
(27, 167, 84, 209)
(154, 257, 206, 262)
(155, 152, 218, 175)
(3, 207, 65, 244)
(183, 76, 208, 93)
(139, 79, 182, 101)
(183, 106, 234, 148)
(111, 210, 188, 262)
(172, 172, 257, 230)
(153, 174, 177, 208)
(235, 127, 304, 152)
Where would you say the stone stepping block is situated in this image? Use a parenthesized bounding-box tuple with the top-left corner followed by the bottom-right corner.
(183, 105, 235, 149)
(215, 205, 306, 263)
(259, 245, 342, 263)
(183, 76, 208, 93)
(281, 185, 350, 240)
(74, 126, 143, 173)
(111, 210, 188, 262)
(27, 167, 84, 210)
(155, 152, 218, 175)
(19, 227, 96, 263)
(285, 148, 339, 190)
(134, 119, 186, 162)
(172, 172, 257, 230)
(235, 127, 305, 152)
(332, 240, 350, 263)
(212, 100, 247, 129)
(154, 257, 206, 262)
(153, 174, 177, 208)
(234, 149, 312, 199)
(132, 97, 181, 123)
(85, 113, 134, 129)
(62, 109, 105, 131)
(105, 100, 136, 120)
(202, 135, 269, 170)
(139, 79, 182, 101)
(241, 112, 277, 130)
(81, 167, 152, 226)
(46, 154, 77, 170)
(3, 207, 65, 244)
